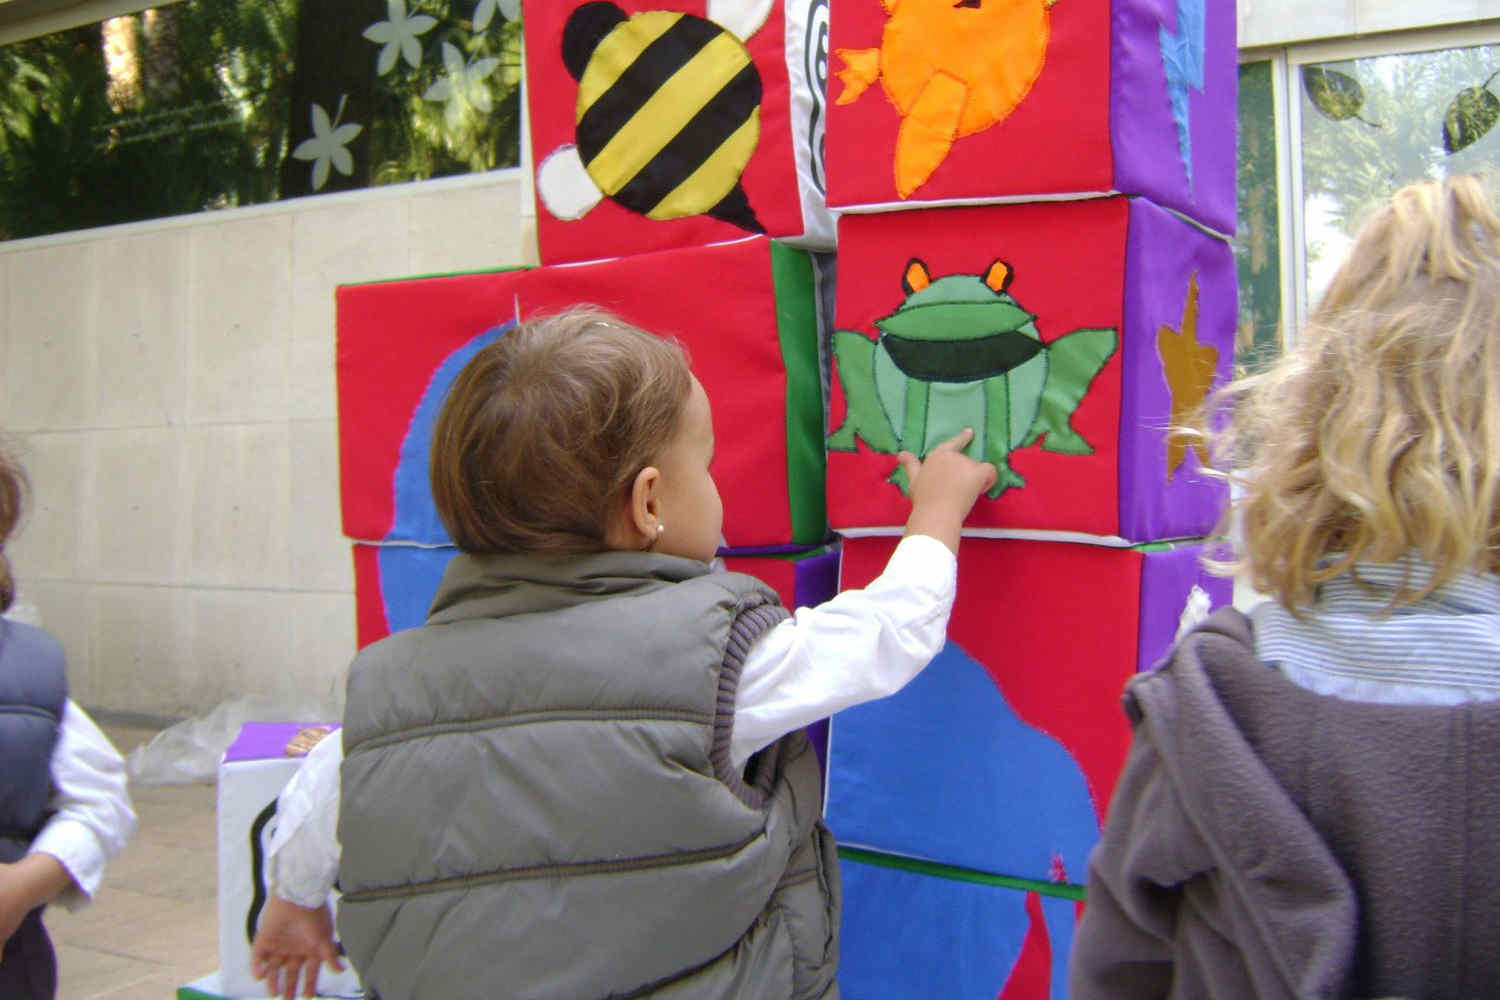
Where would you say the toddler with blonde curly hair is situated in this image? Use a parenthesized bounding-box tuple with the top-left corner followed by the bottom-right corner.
(1071, 175, 1500, 998)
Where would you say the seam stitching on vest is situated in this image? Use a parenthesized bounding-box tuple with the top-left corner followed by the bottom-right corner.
(0, 705, 60, 725)
(340, 829, 765, 904)
(347, 707, 714, 754)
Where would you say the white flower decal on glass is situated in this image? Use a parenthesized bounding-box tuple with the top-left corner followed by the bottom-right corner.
(291, 95, 363, 191)
(423, 42, 500, 130)
(363, 0, 438, 76)
(473, 0, 521, 31)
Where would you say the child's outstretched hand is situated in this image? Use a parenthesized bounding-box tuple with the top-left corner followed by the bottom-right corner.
(0, 854, 73, 946)
(898, 428, 998, 554)
(251, 895, 345, 1000)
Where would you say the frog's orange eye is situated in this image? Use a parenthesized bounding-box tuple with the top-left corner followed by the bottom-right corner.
(983, 260, 1013, 294)
(902, 258, 932, 295)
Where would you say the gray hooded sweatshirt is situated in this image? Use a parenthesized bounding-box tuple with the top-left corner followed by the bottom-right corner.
(337, 550, 839, 1000)
(1069, 607, 1500, 999)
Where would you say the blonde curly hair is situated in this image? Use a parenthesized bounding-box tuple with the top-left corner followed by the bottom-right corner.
(1203, 175, 1500, 612)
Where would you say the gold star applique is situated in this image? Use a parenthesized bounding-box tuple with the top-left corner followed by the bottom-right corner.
(1157, 272, 1218, 481)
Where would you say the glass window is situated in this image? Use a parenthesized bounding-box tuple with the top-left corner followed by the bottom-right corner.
(0, 0, 522, 241)
(1298, 43, 1500, 307)
(1234, 60, 1281, 373)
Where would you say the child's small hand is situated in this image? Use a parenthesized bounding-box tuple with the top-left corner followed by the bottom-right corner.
(0, 854, 73, 946)
(0, 862, 32, 947)
(898, 428, 998, 554)
(251, 895, 345, 1000)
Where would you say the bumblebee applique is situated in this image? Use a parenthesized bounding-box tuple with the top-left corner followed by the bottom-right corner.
(537, 1, 772, 232)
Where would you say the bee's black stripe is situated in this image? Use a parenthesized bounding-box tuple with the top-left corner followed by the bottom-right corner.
(611, 61, 762, 217)
(575, 15, 724, 165)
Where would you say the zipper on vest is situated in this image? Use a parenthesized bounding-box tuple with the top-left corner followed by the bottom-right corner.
(341, 830, 766, 905)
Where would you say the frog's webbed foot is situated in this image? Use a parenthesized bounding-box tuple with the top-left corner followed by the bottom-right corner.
(985, 458, 1027, 499)
(835, 48, 881, 106)
(895, 71, 966, 197)
(1034, 422, 1091, 455)
(887, 460, 913, 497)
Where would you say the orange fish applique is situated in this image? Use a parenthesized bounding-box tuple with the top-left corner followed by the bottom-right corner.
(835, 0, 1058, 198)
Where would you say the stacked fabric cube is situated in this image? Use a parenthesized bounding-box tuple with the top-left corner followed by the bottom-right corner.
(332, 1, 1239, 995)
(817, 0, 1240, 995)
(335, 1, 839, 645)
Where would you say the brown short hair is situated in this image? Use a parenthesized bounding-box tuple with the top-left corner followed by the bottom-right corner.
(430, 307, 694, 554)
(0, 450, 26, 612)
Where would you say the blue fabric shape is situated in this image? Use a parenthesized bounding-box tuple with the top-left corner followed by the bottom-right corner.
(839, 859, 1044, 999)
(1158, 0, 1206, 188)
(828, 642, 1090, 997)
(388, 322, 515, 544)
(826, 639, 1098, 891)
(376, 545, 459, 635)
(1038, 893, 1078, 1000)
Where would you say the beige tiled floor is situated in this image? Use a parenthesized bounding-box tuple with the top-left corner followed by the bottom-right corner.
(48, 724, 223, 1000)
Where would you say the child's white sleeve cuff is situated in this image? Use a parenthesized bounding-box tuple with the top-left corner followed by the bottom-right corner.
(267, 731, 343, 908)
(728, 533, 959, 769)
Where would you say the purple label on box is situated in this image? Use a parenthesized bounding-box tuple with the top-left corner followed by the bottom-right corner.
(223, 722, 340, 764)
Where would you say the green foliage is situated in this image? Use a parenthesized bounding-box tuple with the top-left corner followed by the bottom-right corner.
(0, 0, 522, 241)
(1300, 46, 1500, 246)
(366, 3, 523, 185)
(1233, 61, 1281, 373)
(1442, 70, 1500, 154)
(1301, 67, 1382, 128)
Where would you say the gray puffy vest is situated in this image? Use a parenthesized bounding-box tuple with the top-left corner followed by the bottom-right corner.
(338, 551, 840, 1000)
(0, 620, 68, 863)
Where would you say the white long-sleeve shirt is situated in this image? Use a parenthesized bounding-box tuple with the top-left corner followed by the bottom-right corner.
(31, 700, 138, 907)
(269, 534, 956, 907)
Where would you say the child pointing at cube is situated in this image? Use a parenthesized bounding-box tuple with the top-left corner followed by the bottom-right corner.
(254, 307, 994, 999)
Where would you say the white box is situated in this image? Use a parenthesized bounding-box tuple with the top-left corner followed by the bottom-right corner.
(216, 723, 364, 999)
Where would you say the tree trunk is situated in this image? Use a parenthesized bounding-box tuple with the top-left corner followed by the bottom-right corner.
(278, 0, 384, 197)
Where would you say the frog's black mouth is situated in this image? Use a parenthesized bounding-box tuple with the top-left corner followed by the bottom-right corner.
(883, 329, 1043, 382)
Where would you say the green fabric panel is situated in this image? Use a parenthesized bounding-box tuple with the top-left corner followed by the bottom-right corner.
(875, 301, 1035, 342)
(1004, 349, 1048, 453)
(175, 984, 226, 1000)
(837, 845, 1087, 901)
(771, 242, 828, 545)
(872, 339, 909, 449)
(1133, 538, 1220, 552)
(830, 333, 900, 454)
(901, 379, 931, 460)
(760, 544, 835, 564)
(339, 264, 529, 287)
(923, 380, 986, 457)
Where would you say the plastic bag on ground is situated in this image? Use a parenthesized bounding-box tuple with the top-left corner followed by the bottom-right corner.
(126, 694, 342, 786)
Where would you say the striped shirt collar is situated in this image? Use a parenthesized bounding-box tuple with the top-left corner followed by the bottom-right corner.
(1251, 558, 1500, 705)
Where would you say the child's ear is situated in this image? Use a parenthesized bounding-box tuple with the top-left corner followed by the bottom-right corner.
(606, 465, 662, 551)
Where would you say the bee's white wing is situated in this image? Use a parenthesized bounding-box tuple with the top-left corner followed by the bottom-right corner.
(536, 144, 603, 221)
(707, 0, 772, 41)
